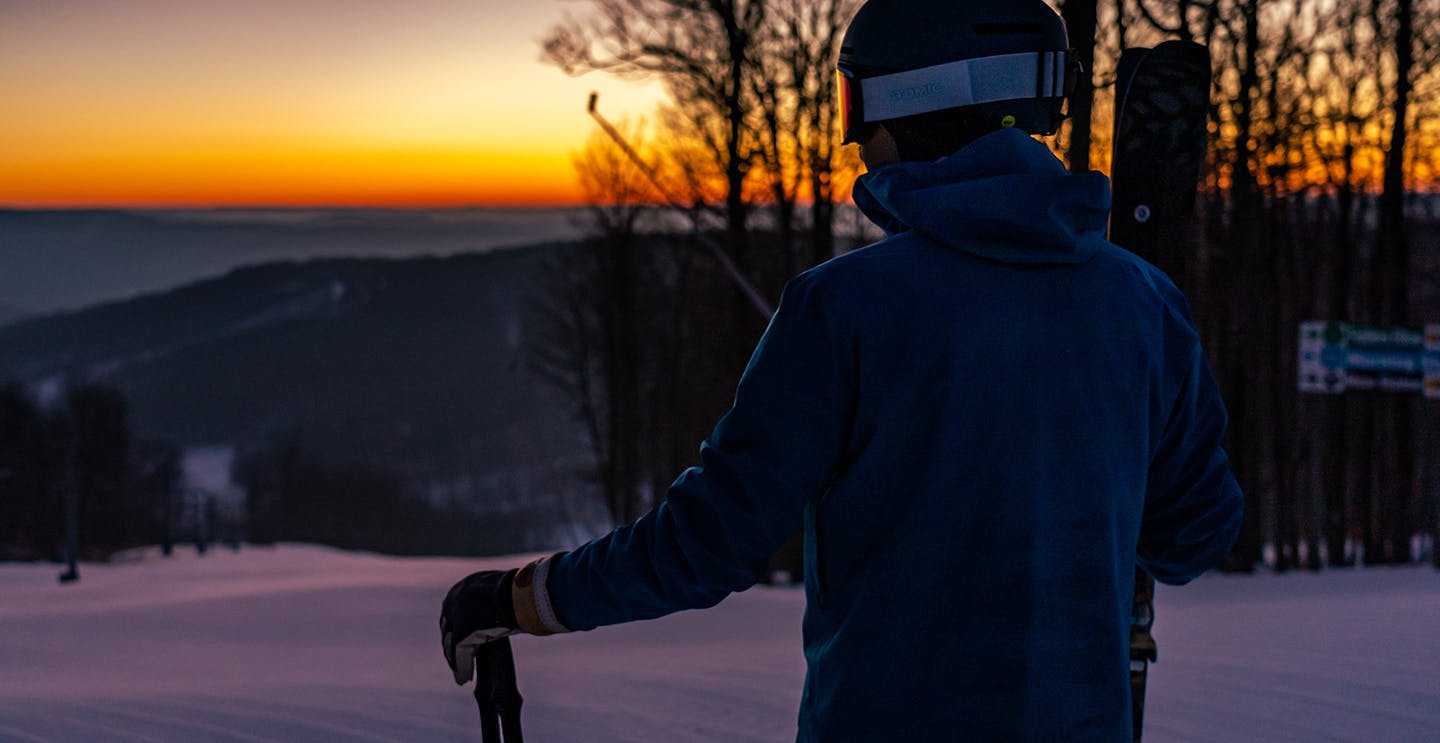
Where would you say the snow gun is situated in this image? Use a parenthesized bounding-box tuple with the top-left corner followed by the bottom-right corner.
(586, 91, 774, 319)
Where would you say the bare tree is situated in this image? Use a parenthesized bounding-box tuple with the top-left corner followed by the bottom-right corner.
(543, 0, 768, 263)
(1119, 0, 1440, 570)
(763, 0, 861, 266)
(529, 125, 658, 521)
(1062, 0, 1101, 172)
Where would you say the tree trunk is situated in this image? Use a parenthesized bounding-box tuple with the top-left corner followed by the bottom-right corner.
(725, 21, 751, 263)
(1322, 181, 1354, 564)
(595, 228, 644, 522)
(1270, 201, 1298, 572)
(810, 186, 834, 265)
(1377, 0, 1414, 564)
(1061, 0, 1098, 172)
(1220, 0, 1263, 572)
(1355, 398, 1379, 563)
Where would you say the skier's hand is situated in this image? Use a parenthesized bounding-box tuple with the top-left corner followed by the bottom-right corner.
(440, 569, 518, 685)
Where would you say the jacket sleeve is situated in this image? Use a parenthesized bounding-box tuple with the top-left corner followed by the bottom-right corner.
(1138, 335, 1245, 586)
(541, 271, 855, 631)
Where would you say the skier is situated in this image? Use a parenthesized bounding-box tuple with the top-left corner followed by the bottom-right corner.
(440, 0, 1244, 740)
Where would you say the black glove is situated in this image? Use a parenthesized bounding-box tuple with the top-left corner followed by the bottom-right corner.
(440, 569, 519, 685)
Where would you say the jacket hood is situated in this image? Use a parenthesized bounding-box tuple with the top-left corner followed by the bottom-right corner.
(853, 127, 1112, 264)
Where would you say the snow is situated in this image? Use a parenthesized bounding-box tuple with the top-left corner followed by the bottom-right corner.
(1, 545, 1436, 742)
(180, 446, 243, 505)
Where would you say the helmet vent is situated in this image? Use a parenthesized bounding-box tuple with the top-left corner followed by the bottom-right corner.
(973, 22, 1045, 35)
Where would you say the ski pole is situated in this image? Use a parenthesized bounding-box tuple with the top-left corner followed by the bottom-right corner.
(1129, 569, 1157, 743)
(473, 638, 524, 743)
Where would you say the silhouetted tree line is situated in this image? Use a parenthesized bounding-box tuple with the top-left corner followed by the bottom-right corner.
(529, 223, 801, 525)
(530, 220, 816, 579)
(537, 0, 867, 582)
(233, 441, 563, 556)
(540, 0, 1440, 572)
(0, 382, 186, 561)
(1098, 0, 1440, 570)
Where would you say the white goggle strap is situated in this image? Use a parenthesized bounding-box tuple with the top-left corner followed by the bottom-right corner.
(858, 51, 1068, 122)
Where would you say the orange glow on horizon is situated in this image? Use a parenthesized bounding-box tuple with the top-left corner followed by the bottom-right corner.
(0, 1, 662, 209)
(0, 147, 587, 209)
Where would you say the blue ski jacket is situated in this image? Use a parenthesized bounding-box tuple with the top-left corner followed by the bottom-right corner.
(542, 127, 1244, 742)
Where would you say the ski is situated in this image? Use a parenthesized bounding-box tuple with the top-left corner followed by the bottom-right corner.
(1106, 39, 1213, 743)
(1109, 40, 1212, 284)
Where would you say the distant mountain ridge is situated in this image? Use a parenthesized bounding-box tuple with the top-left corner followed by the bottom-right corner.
(0, 301, 27, 327)
(0, 207, 588, 316)
(0, 247, 596, 529)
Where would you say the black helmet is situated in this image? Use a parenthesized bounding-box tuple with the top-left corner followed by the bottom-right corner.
(836, 0, 1074, 144)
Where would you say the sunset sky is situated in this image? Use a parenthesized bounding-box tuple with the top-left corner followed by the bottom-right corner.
(0, 0, 665, 207)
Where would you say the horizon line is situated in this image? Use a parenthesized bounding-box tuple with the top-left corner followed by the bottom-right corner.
(0, 202, 589, 212)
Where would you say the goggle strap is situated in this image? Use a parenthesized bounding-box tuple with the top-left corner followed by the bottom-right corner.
(858, 51, 1068, 122)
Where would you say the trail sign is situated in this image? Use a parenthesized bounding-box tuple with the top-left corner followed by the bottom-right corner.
(1298, 321, 1440, 397)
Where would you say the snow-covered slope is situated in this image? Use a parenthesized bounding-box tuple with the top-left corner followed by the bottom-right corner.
(1, 546, 1436, 742)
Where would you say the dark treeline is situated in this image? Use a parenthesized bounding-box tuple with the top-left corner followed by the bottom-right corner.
(530, 228, 809, 525)
(233, 441, 562, 556)
(539, 0, 1440, 572)
(0, 382, 189, 561)
(0, 377, 562, 560)
(529, 223, 824, 579)
(1, 250, 596, 560)
(536, 0, 871, 579)
(1100, 0, 1440, 570)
